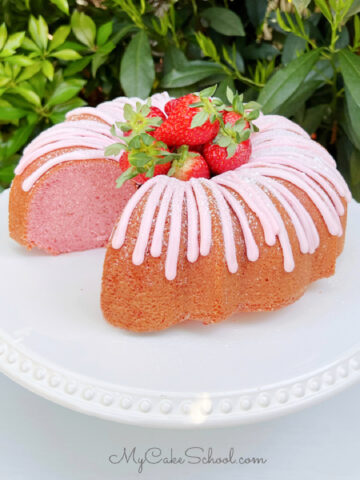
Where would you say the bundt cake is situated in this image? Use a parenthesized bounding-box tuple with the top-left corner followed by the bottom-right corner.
(101, 113, 350, 332)
(9, 93, 171, 254)
(8, 88, 351, 333)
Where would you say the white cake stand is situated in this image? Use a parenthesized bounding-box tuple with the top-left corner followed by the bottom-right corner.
(0, 189, 359, 428)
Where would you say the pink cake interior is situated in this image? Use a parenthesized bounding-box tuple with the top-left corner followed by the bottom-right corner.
(27, 160, 136, 254)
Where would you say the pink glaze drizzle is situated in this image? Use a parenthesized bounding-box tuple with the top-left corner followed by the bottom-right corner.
(15, 92, 172, 190)
(14, 94, 351, 280)
(111, 114, 351, 280)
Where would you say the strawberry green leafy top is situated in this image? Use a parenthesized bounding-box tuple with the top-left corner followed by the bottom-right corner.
(104, 85, 261, 186)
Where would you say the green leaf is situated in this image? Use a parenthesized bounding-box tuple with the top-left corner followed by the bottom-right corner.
(0, 166, 16, 185)
(301, 104, 329, 134)
(242, 43, 279, 60)
(226, 144, 237, 158)
(116, 167, 137, 188)
(344, 87, 360, 150)
(201, 8, 245, 36)
(28, 73, 47, 99)
(51, 97, 86, 114)
(49, 25, 71, 51)
(223, 43, 245, 72)
(49, 97, 86, 123)
(16, 63, 42, 82)
(0, 77, 10, 88)
(0, 107, 28, 121)
(281, 34, 306, 65)
(276, 78, 322, 117)
(314, 0, 333, 23)
(120, 31, 155, 98)
(344, 0, 360, 22)
(335, 26, 350, 49)
(50, 0, 69, 14)
(191, 110, 209, 128)
(214, 78, 235, 104)
(292, 0, 311, 13)
(258, 50, 320, 114)
(51, 49, 82, 60)
(46, 79, 85, 108)
(104, 143, 126, 156)
(0, 49, 15, 58)
(217, 136, 232, 147)
(29, 15, 48, 51)
(91, 53, 108, 77)
(64, 56, 92, 76)
(199, 84, 217, 97)
(4, 121, 36, 158)
(10, 87, 41, 107)
(97, 41, 115, 55)
(0, 23, 7, 51)
(245, 0, 267, 27)
(123, 103, 133, 121)
(350, 148, 360, 186)
(71, 11, 96, 49)
(339, 49, 360, 109)
(4, 32, 25, 51)
(41, 60, 54, 80)
(111, 24, 136, 45)
(163, 45, 188, 75)
(97, 21, 113, 46)
(21, 37, 40, 52)
(161, 62, 224, 88)
(5, 55, 35, 66)
(60, 40, 84, 52)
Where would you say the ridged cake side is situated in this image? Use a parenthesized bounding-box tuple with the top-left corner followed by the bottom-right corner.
(101, 115, 350, 332)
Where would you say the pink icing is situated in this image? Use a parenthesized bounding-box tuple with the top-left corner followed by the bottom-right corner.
(111, 114, 351, 280)
(14, 92, 172, 188)
(14, 94, 351, 280)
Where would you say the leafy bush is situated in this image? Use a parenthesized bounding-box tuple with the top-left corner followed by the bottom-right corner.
(0, 0, 360, 199)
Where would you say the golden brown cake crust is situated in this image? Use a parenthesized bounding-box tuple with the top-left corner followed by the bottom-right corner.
(101, 181, 347, 333)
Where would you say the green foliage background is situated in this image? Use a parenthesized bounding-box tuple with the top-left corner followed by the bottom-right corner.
(1, 0, 360, 199)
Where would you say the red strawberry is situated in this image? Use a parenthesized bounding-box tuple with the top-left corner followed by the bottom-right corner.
(190, 144, 204, 154)
(123, 106, 166, 137)
(203, 140, 251, 175)
(154, 94, 220, 146)
(148, 106, 166, 121)
(164, 98, 180, 116)
(119, 151, 171, 185)
(223, 110, 250, 129)
(169, 147, 210, 181)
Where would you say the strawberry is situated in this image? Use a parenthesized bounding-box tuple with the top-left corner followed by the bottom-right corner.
(154, 93, 220, 146)
(201, 87, 262, 175)
(164, 98, 180, 116)
(222, 111, 249, 129)
(112, 101, 165, 139)
(190, 144, 204, 153)
(203, 140, 251, 175)
(168, 146, 210, 181)
(148, 106, 166, 121)
(203, 108, 252, 175)
(124, 107, 166, 137)
(119, 151, 171, 185)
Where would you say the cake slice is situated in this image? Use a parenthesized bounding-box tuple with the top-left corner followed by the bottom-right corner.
(8, 93, 170, 254)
